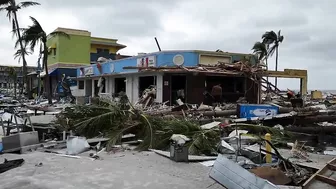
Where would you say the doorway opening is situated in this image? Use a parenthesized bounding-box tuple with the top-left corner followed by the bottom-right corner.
(115, 77, 126, 95)
(85, 80, 92, 96)
(139, 76, 156, 98)
(205, 76, 245, 103)
(171, 75, 186, 105)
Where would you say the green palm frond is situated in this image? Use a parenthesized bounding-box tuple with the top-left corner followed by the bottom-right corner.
(0, 0, 39, 27)
(252, 41, 267, 60)
(17, 1, 40, 9)
(0, 0, 11, 6)
(14, 47, 32, 63)
(18, 17, 71, 52)
(261, 30, 284, 58)
(188, 128, 219, 155)
(262, 31, 278, 44)
(19, 16, 45, 51)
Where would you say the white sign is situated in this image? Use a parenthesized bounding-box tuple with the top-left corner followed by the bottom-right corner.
(137, 56, 156, 67)
(84, 66, 94, 75)
(251, 109, 277, 117)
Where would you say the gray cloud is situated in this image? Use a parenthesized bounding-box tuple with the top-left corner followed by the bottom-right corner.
(36, 0, 180, 38)
(0, 0, 335, 89)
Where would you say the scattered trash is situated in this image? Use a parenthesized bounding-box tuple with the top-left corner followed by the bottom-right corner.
(199, 160, 215, 167)
(170, 134, 190, 145)
(323, 150, 336, 156)
(35, 162, 43, 167)
(250, 166, 292, 185)
(66, 136, 90, 155)
(56, 154, 81, 159)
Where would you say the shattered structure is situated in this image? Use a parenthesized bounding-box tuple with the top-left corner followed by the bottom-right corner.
(2, 49, 336, 189)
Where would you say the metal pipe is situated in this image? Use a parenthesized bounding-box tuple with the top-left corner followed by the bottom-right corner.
(154, 37, 161, 51)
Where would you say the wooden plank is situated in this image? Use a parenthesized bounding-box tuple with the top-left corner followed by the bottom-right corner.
(316, 174, 336, 186)
(327, 164, 336, 171)
(303, 158, 336, 189)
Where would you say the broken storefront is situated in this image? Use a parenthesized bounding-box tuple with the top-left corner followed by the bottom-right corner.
(74, 50, 265, 105)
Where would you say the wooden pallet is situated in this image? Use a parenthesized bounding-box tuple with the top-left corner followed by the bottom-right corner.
(303, 158, 336, 189)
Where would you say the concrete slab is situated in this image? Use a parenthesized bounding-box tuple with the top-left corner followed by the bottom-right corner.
(0, 151, 224, 189)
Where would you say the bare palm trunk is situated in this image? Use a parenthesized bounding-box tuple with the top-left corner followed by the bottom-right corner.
(14, 79, 17, 99)
(266, 58, 269, 86)
(275, 45, 279, 88)
(43, 44, 52, 104)
(13, 11, 29, 96)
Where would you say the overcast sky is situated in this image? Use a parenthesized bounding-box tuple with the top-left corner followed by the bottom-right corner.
(0, 0, 334, 90)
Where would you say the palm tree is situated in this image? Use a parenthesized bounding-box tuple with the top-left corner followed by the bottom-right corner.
(252, 42, 268, 62)
(14, 47, 32, 64)
(0, 0, 40, 95)
(6, 66, 17, 98)
(18, 16, 70, 104)
(252, 41, 270, 91)
(262, 30, 284, 88)
(13, 47, 32, 94)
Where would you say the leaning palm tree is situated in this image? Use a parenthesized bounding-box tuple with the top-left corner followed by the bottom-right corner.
(252, 41, 270, 88)
(18, 16, 70, 104)
(0, 0, 40, 95)
(262, 30, 284, 88)
(252, 41, 268, 62)
(6, 66, 17, 98)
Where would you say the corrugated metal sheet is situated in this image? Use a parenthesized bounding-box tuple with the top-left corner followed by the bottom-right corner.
(209, 154, 278, 189)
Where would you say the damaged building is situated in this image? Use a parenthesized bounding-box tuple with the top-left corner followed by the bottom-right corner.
(73, 50, 308, 105)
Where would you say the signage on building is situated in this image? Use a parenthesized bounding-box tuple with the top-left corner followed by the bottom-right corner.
(137, 56, 156, 67)
(199, 55, 231, 66)
(84, 66, 94, 76)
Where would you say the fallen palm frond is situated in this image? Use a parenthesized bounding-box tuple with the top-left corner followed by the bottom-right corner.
(55, 96, 220, 155)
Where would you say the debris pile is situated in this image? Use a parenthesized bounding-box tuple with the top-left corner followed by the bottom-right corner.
(1, 87, 336, 188)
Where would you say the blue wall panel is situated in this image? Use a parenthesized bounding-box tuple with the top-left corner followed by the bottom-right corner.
(156, 52, 198, 67)
(77, 51, 254, 77)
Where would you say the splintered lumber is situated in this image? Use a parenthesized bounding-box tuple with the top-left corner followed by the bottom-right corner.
(260, 115, 336, 126)
(146, 106, 327, 118)
(286, 126, 336, 133)
(201, 110, 236, 117)
(279, 106, 325, 113)
(303, 158, 336, 189)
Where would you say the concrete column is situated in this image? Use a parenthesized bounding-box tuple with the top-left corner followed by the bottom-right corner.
(132, 75, 139, 103)
(92, 79, 95, 97)
(126, 76, 133, 103)
(156, 73, 163, 103)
